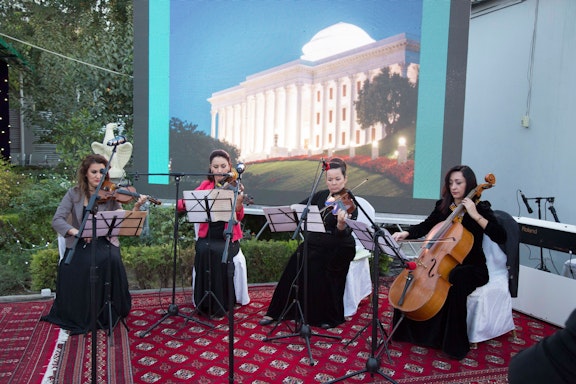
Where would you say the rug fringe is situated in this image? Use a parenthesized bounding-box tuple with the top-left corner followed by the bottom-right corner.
(40, 329, 69, 384)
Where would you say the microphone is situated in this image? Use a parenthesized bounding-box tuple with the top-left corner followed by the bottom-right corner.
(235, 162, 246, 175)
(519, 190, 533, 214)
(107, 135, 127, 146)
(322, 158, 331, 171)
(548, 199, 560, 223)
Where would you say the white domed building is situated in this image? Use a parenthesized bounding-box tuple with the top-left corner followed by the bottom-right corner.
(208, 22, 420, 161)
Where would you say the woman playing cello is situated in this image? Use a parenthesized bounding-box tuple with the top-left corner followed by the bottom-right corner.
(390, 165, 507, 360)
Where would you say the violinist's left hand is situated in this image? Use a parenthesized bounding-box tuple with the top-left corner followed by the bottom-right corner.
(336, 208, 348, 231)
(462, 197, 479, 218)
(133, 195, 148, 211)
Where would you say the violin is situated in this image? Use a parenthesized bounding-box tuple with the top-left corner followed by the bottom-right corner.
(324, 188, 356, 215)
(218, 170, 254, 206)
(98, 180, 161, 206)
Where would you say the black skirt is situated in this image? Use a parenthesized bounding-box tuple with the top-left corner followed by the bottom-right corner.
(265, 232, 356, 328)
(41, 238, 132, 334)
(194, 234, 240, 317)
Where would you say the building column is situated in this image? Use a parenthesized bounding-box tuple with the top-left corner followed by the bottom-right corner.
(321, 81, 329, 150)
(336, 77, 344, 150)
(295, 82, 303, 152)
(210, 109, 217, 139)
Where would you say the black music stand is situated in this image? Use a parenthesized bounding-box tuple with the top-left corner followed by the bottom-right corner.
(139, 174, 214, 338)
(182, 188, 234, 319)
(81, 210, 148, 343)
(262, 204, 340, 366)
(325, 220, 400, 384)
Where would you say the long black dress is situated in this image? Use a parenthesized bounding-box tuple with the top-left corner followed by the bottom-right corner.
(194, 221, 240, 317)
(265, 189, 358, 328)
(42, 237, 132, 335)
(391, 200, 506, 360)
(42, 187, 132, 335)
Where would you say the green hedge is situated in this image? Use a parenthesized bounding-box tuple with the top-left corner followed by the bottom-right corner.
(29, 239, 297, 291)
(242, 238, 298, 283)
(29, 247, 59, 291)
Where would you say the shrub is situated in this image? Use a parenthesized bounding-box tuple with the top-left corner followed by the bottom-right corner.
(30, 247, 60, 292)
(241, 239, 298, 283)
(122, 244, 195, 289)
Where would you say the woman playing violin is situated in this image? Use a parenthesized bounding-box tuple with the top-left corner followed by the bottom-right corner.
(259, 157, 358, 329)
(177, 149, 246, 317)
(42, 154, 147, 334)
(390, 165, 507, 360)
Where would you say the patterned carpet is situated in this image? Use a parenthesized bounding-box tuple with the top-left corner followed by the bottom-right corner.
(127, 284, 559, 383)
(0, 283, 561, 384)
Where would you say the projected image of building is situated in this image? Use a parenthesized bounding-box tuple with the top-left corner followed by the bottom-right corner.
(208, 23, 420, 162)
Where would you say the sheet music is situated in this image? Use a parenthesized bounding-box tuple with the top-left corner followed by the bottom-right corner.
(263, 204, 326, 233)
(182, 189, 234, 223)
(263, 206, 298, 232)
(345, 219, 407, 259)
(291, 204, 325, 233)
(82, 210, 147, 237)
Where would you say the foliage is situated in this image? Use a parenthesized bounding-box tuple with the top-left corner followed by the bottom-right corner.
(241, 239, 299, 283)
(0, 0, 134, 169)
(29, 247, 59, 292)
(0, 159, 27, 211)
(120, 205, 196, 249)
(9, 173, 70, 247)
(122, 244, 195, 290)
(169, 117, 241, 174)
(355, 67, 418, 136)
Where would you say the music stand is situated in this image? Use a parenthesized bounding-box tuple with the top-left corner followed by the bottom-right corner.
(139, 174, 214, 338)
(326, 219, 400, 384)
(81, 210, 147, 342)
(262, 204, 340, 366)
(183, 188, 234, 318)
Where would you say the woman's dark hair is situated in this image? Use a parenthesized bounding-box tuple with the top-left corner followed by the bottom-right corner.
(207, 149, 231, 182)
(327, 157, 347, 177)
(439, 165, 478, 214)
(77, 154, 109, 199)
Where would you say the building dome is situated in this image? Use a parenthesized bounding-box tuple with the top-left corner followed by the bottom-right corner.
(301, 22, 376, 62)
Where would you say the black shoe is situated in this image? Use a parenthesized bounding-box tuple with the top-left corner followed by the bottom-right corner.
(319, 323, 332, 329)
(259, 316, 275, 326)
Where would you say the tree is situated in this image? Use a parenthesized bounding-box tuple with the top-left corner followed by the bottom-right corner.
(0, 0, 134, 170)
(355, 67, 418, 136)
(169, 117, 241, 173)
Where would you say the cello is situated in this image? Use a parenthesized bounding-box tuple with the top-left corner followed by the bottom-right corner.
(388, 173, 496, 321)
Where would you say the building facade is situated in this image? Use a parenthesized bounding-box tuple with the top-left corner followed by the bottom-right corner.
(208, 23, 420, 161)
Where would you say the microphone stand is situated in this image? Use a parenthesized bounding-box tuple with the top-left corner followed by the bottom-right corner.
(264, 160, 340, 366)
(220, 172, 243, 384)
(326, 194, 397, 384)
(63, 145, 117, 384)
(528, 196, 556, 272)
(138, 172, 215, 337)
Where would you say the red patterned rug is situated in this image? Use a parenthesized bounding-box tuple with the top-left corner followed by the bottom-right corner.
(0, 299, 60, 384)
(53, 325, 133, 384)
(128, 284, 559, 383)
(0, 283, 561, 384)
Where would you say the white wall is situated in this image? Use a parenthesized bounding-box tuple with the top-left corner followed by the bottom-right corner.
(464, 0, 576, 225)
(465, 0, 576, 323)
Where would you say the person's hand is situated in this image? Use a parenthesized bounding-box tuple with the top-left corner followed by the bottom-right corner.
(336, 208, 348, 230)
(133, 195, 148, 210)
(392, 231, 409, 241)
(461, 197, 479, 219)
